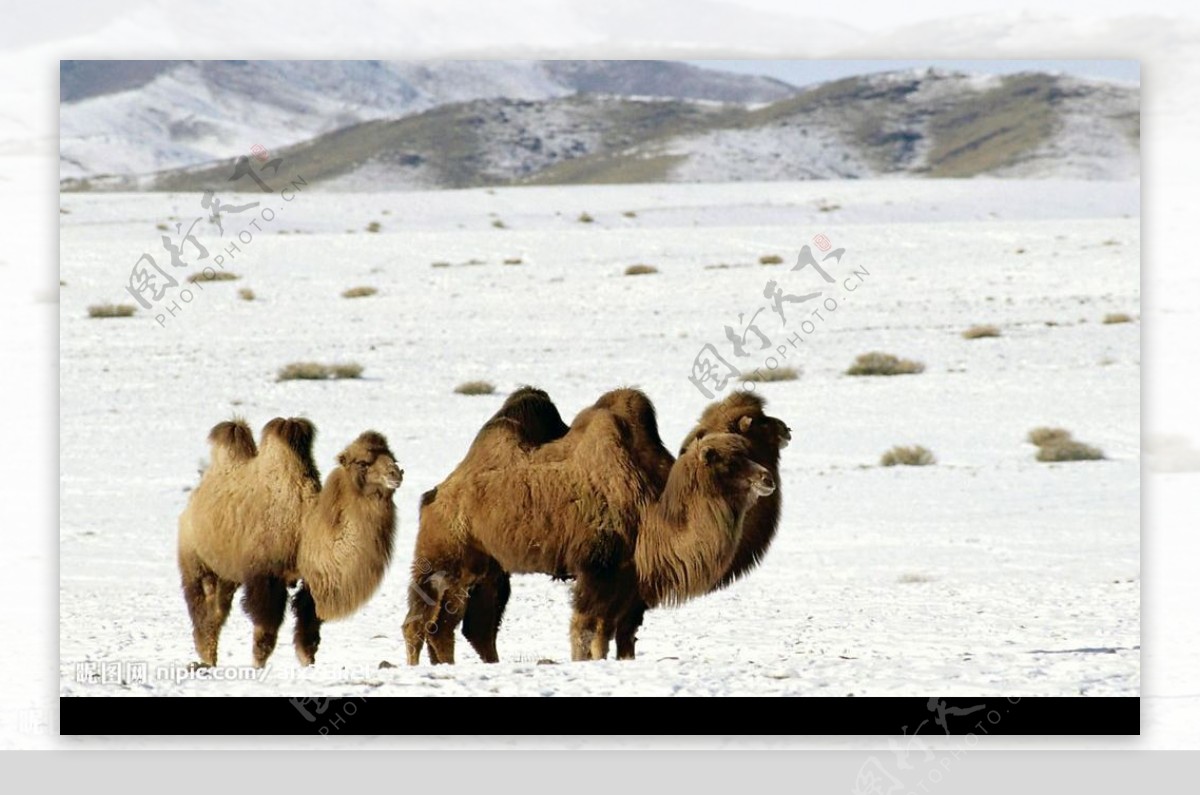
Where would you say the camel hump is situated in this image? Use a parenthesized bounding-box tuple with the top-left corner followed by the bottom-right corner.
(489, 385, 569, 447)
(594, 388, 659, 431)
(261, 417, 317, 455)
(207, 419, 257, 462)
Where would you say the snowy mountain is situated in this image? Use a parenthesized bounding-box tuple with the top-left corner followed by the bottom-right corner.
(60, 65, 1138, 191)
(59, 60, 797, 180)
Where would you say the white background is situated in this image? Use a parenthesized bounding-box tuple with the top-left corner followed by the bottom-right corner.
(2, 0, 1198, 754)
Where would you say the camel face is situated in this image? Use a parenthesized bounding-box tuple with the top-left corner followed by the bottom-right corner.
(697, 433, 775, 503)
(337, 434, 403, 497)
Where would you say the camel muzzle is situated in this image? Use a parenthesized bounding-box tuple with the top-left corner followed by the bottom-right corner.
(751, 471, 776, 497)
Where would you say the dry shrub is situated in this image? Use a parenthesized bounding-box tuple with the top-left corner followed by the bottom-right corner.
(577, 212, 594, 223)
(342, 286, 378, 298)
(87, 303, 136, 318)
(503, 257, 523, 265)
(187, 270, 239, 283)
(1103, 313, 1134, 324)
(277, 362, 364, 382)
(1027, 427, 1072, 446)
(880, 445, 936, 467)
(238, 288, 256, 301)
(366, 221, 382, 233)
(847, 352, 925, 376)
(454, 380, 495, 396)
(1027, 427, 1105, 462)
(431, 261, 451, 268)
(1036, 440, 1105, 462)
(624, 264, 658, 276)
(962, 324, 1001, 339)
(741, 366, 799, 383)
(759, 254, 784, 265)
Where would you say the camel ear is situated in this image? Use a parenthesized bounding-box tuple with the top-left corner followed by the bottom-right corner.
(337, 452, 348, 467)
(738, 415, 754, 433)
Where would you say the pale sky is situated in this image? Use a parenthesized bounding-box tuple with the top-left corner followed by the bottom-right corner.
(690, 60, 1140, 88)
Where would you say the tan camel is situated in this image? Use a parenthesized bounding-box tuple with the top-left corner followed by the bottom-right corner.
(177, 418, 402, 668)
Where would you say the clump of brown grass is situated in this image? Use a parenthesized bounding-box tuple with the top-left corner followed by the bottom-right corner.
(1027, 427, 1105, 462)
(1027, 427, 1072, 446)
(366, 221, 382, 233)
(454, 380, 496, 396)
(187, 270, 239, 283)
(759, 254, 784, 265)
(1036, 440, 1106, 462)
(623, 211, 637, 218)
(740, 366, 800, 383)
(624, 264, 658, 276)
(962, 324, 1001, 339)
(238, 288, 256, 301)
(87, 303, 136, 318)
(847, 352, 925, 376)
(577, 212, 594, 224)
(341, 286, 378, 298)
(277, 362, 364, 382)
(492, 219, 507, 229)
(503, 257, 523, 265)
(1103, 313, 1134, 324)
(880, 445, 936, 467)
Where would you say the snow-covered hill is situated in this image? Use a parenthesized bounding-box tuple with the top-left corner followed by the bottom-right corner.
(59, 60, 796, 180)
(61, 65, 1139, 191)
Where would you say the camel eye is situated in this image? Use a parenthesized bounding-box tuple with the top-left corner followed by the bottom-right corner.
(703, 447, 719, 466)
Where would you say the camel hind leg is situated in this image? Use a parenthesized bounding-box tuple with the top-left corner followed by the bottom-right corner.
(461, 570, 510, 663)
(291, 583, 322, 666)
(180, 554, 236, 667)
(242, 575, 287, 668)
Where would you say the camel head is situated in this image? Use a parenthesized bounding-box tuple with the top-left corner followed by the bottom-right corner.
(336, 431, 404, 498)
(680, 391, 791, 462)
(694, 433, 776, 505)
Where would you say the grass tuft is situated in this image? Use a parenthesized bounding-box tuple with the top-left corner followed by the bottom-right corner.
(740, 366, 800, 383)
(277, 362, 364, 382)
(187, 270, 239, 283)
(624, 264, 658, 276)
(454, 380, 496, 396)
(962, 324, 1001, 339)
(87, 303, 136, 318)
(847, 352, 926, 376)
(880, 445, 936, 467)
(341, 286, 378, 299)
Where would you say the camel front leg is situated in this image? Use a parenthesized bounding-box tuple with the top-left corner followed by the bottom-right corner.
(242, 575, 287, 668)
(291, 582, 322, 666)
(614, 600, 646, 660)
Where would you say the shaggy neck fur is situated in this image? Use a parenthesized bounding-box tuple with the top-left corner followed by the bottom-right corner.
(298, 467, 396, 621)
(633, 453, 750, 608)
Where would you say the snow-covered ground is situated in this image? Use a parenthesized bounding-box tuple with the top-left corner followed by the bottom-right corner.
(58, 179, 1139, 697)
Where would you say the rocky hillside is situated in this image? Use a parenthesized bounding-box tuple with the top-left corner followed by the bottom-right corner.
(61, 67, 1138, 191)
